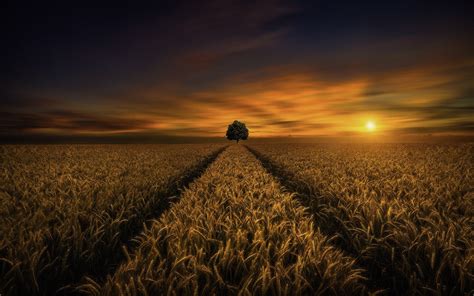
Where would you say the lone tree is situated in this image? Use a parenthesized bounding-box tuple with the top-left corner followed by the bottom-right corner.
(226, 120, 249, 143)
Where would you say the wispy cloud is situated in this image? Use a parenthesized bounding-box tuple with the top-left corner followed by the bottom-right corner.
(0, 111, 154, 134)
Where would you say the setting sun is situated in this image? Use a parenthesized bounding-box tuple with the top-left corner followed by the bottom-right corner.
(366, 121, 376, 131)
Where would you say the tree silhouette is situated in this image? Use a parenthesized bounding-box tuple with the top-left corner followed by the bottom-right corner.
(226, 120, 249, 143)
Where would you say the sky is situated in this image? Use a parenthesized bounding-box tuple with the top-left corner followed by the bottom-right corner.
(2, 0, 473, 143)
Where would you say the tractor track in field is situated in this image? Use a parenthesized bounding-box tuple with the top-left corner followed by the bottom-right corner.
(85, 145, 368, 295)
(245, 145, 387, 295)
(62, 145, 229, 295)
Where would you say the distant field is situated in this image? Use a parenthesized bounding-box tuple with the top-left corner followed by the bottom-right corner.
(0, 143, 472, 295)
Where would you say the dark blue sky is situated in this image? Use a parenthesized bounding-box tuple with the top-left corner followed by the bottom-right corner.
(2, 0, 473, 142)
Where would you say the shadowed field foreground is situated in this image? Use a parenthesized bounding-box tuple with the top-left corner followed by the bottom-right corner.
(0, 144, 226, 295)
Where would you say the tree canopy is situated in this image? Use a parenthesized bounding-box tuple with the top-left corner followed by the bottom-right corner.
(226, 120, 249, 143)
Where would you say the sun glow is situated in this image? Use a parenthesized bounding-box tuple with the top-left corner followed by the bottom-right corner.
(366, 121, 376, 131)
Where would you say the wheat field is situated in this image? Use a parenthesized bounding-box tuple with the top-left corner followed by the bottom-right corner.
(247, 143, 473, 295)
(0, 143, 472, 295)
(0, 144, 225, 295)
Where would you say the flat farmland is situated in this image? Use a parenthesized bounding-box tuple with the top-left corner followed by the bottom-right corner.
(0, 143, 472, 295)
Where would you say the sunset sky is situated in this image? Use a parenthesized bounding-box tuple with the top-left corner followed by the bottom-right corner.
(2, 1, 473, 142)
